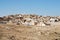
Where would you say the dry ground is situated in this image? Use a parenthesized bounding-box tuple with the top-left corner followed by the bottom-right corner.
(0, 24, 60, 40)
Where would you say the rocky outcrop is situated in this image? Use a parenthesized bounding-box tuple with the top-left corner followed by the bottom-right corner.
(0, 14, 60, 26)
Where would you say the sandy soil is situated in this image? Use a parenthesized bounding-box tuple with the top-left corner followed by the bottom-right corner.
(0, 24, 60, 40)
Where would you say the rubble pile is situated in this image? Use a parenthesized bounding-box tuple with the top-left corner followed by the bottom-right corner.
(0, 14, 60, 40)
(0, 14, 60, 26)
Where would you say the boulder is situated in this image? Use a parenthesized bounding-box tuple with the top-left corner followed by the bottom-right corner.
(50, 18, 58, 22)
(37, 22, 46, 26)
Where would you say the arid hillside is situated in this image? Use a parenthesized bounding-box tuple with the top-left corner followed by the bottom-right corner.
(0, 24, 60, 40)
(0, 14, 60, 40)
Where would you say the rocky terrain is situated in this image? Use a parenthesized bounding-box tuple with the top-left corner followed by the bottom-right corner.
(0, 14, 60, 40)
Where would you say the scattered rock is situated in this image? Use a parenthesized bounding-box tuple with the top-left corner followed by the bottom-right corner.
(0, 14, 60, 26)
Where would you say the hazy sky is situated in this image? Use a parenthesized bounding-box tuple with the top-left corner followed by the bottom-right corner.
(0, 0, 60, 16)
